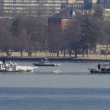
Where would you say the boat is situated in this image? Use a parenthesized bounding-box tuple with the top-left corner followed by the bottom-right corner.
(0, 60, 38, 72)
(33, 58, 60, 66)
(88, 63, 110, 74)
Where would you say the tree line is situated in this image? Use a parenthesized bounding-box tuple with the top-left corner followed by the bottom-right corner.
(0, 6, 110, 57)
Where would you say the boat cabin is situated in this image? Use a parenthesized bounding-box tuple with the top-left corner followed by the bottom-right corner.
(0, 61, 4, 70)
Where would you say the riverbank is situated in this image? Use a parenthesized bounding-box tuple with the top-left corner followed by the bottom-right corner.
(0, 52, 110, 62)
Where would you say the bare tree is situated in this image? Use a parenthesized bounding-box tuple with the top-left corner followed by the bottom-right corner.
(64, 19, 81, 57)
(8, 4, 49, 57)
(92, 6, 104, 21)
(99, 20, 110, 53)
(15, 28, 31, 57)
(47, 28, 64, 57)
(0, 26, 14, 56)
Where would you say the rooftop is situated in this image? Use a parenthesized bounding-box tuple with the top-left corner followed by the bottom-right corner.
(49, 8, 73, 19)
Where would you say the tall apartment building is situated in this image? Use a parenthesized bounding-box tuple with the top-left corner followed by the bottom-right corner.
(0, 0, 70, 17)
(61, 0, 110, 20)
(61, 0, 110, 10)
(0, 0, 3, 9)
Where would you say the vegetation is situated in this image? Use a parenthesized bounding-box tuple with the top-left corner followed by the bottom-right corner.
(0, 6, 109, 57)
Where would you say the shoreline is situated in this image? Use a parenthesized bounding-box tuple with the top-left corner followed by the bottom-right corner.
(0, 57, 110, 62)
(0, 52, 110, 62)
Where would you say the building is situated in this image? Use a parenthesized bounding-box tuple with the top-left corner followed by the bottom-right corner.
(68, 0, 76, 3)
(48, 0, 110, 31)
(61, 0, 110, 10)
(61, 0, 110, 20)
(104, 9, 110, 20)
(0, 0, 70, 17)
(48, 8, 73, 31)
(47, 0, 76, 31)
(61, 0, 92, 10)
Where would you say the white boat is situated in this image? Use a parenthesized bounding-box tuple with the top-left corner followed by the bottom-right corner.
(0, 60, 38, 72)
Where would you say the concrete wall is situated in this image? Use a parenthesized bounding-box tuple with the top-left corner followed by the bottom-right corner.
(68, 0, 76, 3)
(92, 0, 97, 3)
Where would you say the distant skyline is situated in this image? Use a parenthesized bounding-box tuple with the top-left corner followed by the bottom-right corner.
(0, 0, 110, 19)
(0, 0, 67, 16)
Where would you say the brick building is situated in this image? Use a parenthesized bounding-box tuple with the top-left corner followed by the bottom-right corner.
(48, 8, 73, 31)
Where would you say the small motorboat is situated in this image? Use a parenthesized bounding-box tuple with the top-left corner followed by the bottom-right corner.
(33, 58, 60, 66)
(88, 62, 110, 74)
(88, 68, 110, 74)
(0, 59, 37, 72)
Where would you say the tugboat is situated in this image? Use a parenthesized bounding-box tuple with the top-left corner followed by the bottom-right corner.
(88, 63, 110, 74)
(0, 58, 37, 72)
(33, 57, 60, 66)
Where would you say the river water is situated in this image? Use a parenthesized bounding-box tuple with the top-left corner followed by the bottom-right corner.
(0, 61, 110, 110)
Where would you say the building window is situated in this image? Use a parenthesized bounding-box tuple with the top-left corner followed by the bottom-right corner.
(64, 20, 67, 25)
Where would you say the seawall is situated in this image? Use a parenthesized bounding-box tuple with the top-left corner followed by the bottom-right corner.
(0, 57, 110, 62)
(0, 52, 110, 62)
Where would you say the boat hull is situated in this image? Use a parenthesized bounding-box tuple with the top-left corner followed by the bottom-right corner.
(0, 60, 35, 72)
(0, 70, 23, 72)
(33, 63, 58, 66)
(0, 69, 33, 72)
(88, 68, 110, 74)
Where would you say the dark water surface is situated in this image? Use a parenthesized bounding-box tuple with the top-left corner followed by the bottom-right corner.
(0, 88, 110, 110)
(0, 61, 110, 110)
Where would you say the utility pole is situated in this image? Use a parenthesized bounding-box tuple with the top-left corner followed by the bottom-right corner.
(45, 39, 47, 57)
(87, 44, 89, 57)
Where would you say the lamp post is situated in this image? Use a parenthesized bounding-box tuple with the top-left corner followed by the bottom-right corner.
(87, 44, 89, 57)
(45, 39, 47, 57)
